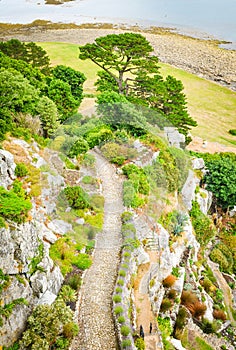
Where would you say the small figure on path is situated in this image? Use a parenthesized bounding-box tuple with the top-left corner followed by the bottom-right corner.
(149, 322, 152, 334)
(140, 325, 144, 339)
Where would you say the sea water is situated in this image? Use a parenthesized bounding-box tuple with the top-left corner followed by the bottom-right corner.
(0, 0, 236, 45)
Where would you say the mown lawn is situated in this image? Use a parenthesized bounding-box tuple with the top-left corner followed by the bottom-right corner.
(38, 42, 236, 147)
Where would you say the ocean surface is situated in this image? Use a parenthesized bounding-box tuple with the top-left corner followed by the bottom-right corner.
(0, 0, 236, 46)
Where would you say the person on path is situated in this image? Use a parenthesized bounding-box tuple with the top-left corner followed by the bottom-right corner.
(149, 322, 152, 334)
(140, 325, 144, 339)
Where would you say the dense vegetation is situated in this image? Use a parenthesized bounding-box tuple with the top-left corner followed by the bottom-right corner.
(79, 32, 197, 141)
(1, 34, 236, 350)
(0, 39, 86, 141)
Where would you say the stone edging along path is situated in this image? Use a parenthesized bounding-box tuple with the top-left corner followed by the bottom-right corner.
(71, 150, 123, 350)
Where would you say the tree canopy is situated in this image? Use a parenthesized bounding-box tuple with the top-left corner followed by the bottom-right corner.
(0, 39, 50, 74)
(203, 154, 236, 209)
(80, 33, 197, 141)
(79, 33, 159, 95)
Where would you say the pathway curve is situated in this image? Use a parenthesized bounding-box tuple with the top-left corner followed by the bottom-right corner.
(71, 150, 123, 350)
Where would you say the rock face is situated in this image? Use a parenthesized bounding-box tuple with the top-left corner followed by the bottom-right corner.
(0, 142, 65, 347)
(0, 149, 16, 189)
(181, 170, 200, 210)
(164, 127, 185, 149)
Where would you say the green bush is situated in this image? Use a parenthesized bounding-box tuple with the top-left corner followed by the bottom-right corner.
(190, 201, 216, 245)
(135, 337, 145, 350)
(210, 248, 229, 272)
(0, 186, 32, 223)
(66, 275, 82, 290)
(121, 339, 132, 348)
(118, 315, 125, 324)
(116, 286, 123, 294)
(229, 129, 236, 136)
(119, 270, 126, 277)
(68, 137, 89, 158)
(114, 306, 123, 315)
(121, 325, 130, 336)
(73, 253, 92, 270)
(160, 298, 173, 312)
(15, 163, 28, 177)
(121, 211, 133, 223)
(113, 294, 122, 303)
(64, 186, 91, 209)
(85, 126, 113, 148)
(175, 307, 188, 331)
(117, 279, 125, 286)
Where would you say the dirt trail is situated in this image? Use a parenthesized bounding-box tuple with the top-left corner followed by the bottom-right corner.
(134, 252, 162, 350)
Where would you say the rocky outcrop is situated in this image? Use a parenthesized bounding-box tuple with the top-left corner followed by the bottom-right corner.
(0, 149, 16, 189)
(0, 141, 66, 347)
(181, 170, 200, 210)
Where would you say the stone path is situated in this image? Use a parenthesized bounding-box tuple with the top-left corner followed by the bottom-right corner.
(71, 150, 123, 350)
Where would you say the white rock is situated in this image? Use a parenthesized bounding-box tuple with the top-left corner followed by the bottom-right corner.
(37, 290, 57, 305)
(181, 170, 200, 210)
(41, 224, 58, 243)
(48, 219, 73, 235)
(136, 247, 150, 265)
(192, 157, 205, 170)
(76, 218, 85, 225)
(0, 149, 16, 188)
(170, 338, 186, 350)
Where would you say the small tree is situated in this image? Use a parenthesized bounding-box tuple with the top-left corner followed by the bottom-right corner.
(204, 156, 236, 209)
(52, 65, 86, 102)
(36, 96, 59, 137)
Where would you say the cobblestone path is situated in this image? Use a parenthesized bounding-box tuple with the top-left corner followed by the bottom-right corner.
(71, 151, 123, 350)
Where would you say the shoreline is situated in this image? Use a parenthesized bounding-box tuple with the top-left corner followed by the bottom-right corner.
(0, 21, 236, 91)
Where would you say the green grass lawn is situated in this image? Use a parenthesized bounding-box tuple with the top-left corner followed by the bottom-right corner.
(38, 42, 236, 147)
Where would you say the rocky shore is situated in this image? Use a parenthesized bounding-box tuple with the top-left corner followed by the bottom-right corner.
(1, 25, 236, 91)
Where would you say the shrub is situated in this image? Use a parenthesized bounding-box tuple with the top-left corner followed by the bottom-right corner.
(188, 301, 207, 319)
(63, 322, 79, 339)
(68, 137, 89, 158)
(168, 289, 178, 299)
(181, 290, 198, 306)
(114, 306, 123, 315)
(64, 186, 91, 210)
(121, 211, 133, 223)
(119, 270, 126, 277)
(135, 337, 145, 350)
(162, 275, 176, 288)
(113, 295, 122, 303)
(0, 186, 32, 223)
(122, 339, 132, 348)
(213, 309, 226, 321)
(66, 275, 82, 290)
(175, 307, 188, 331)
(117, 279, 125, 286)
(116, 287, 123, 294)
(210, 248, 229, 272)
(160, 298, 172, 312)
(118, 315, 125, 324)
(73, 253, 92, 270)
(15, 163, 28, 177)
(121, 325, 130, 336)
(229, 129, 236, 136)
(82, 153, 95, 167)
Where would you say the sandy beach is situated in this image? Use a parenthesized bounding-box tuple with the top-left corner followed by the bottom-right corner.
(1, 25, 236, 91)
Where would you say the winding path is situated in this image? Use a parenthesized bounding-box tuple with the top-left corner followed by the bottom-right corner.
(71, 150, 123, 350)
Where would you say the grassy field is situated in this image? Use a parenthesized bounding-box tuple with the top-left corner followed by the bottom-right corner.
(39, 42, 236, 147)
